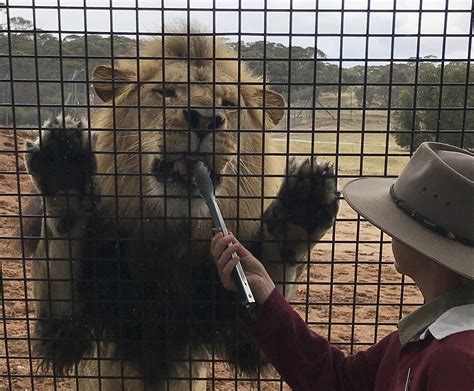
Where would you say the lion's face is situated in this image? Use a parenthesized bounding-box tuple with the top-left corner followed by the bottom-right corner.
(136, 64, 241, 196)
(91, 36, 285, 220)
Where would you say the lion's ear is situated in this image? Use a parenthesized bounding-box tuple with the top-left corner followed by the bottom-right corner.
(92, 65, 135, 102)
(245, 88, 286, 126)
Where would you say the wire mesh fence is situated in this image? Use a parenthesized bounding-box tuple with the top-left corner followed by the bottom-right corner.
(0, 0, 472, 389)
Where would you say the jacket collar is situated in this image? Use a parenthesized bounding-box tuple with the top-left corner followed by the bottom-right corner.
(398, 283, 474, 347)
(418, 304, 474, 341)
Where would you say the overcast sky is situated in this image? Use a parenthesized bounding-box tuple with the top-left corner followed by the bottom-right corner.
(3, 0, 473, 63)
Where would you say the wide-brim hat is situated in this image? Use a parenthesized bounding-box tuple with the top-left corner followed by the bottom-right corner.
(343, 142, 473, 279)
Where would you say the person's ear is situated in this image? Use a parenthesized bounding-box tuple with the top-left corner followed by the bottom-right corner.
(92, 65, 135, 102)
(243, 87, 286, 126)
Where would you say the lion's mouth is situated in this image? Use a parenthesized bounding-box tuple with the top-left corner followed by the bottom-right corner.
(153, 155, 220, 188)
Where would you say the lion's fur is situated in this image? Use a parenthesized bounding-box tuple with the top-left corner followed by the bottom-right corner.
(25, 33, 294, 388)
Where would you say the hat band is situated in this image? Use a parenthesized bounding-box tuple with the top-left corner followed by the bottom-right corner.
(389, 184, 472, 247)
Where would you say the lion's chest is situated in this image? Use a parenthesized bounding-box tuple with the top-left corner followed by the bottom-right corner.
(78, 210, 261, 328)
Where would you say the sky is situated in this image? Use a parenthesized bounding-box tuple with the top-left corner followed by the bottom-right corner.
(2, 0, 473, 63)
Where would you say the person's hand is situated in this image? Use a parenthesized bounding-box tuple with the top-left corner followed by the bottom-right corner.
(211, 232, 276, 305)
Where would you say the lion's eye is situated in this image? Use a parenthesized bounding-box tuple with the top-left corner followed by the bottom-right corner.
(222, 99, 237, 108)
(153, 87, 176, 98)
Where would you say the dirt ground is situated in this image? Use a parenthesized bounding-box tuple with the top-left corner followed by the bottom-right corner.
(0, 128, 423, 390)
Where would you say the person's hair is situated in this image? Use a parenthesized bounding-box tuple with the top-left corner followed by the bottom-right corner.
(459, 275, 474, 286)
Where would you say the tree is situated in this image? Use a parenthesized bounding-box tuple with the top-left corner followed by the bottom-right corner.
(393, 62, 473, 151)
(0, 15, 137, 125)
(232, 41, 329, 104)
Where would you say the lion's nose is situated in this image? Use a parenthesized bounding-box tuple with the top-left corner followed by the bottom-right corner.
(183, 109, 226, 141)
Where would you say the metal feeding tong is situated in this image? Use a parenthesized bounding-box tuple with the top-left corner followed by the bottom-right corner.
(192, 161, 257, 316)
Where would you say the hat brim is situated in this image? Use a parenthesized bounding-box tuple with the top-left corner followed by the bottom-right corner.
(343, 178, 473, 279)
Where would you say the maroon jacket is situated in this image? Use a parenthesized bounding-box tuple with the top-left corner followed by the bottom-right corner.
(249, 289, 474, 391)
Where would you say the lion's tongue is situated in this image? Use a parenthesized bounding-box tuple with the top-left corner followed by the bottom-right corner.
(173, 156, 200, 175)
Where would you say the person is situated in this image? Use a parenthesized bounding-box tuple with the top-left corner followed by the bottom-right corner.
(211, 142, 474, 391)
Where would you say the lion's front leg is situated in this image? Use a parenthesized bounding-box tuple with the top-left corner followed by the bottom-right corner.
(24, 115, 97, 373)
(260, 158, 339, 297)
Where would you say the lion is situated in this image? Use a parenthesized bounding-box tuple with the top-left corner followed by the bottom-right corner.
(23, 32, 339, 390)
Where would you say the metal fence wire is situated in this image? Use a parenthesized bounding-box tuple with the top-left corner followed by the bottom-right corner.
(0, 0, 472, 389)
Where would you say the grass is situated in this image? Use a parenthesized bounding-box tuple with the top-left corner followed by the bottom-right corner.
(271, 92, 410, 176)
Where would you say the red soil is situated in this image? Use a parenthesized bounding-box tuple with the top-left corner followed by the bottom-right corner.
(0, 129, 422, 390)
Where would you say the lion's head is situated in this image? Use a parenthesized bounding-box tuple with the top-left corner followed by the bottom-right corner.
(91, 33, 286, 230)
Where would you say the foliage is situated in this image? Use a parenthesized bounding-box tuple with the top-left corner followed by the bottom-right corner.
(392, 62, 473, 150)
(345, 60, 472, 150)
(230, 41, 333, 104)
(0, 16, 138, 125)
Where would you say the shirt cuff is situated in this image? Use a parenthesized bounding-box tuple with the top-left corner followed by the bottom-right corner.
(250, 288, 294, 341)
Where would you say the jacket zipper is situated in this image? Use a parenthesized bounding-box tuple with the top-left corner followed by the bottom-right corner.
(404, 368, 411, 391)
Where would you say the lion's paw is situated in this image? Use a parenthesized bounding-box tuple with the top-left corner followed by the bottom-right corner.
(265, 158, 339, 242)
(25, 115, 96, 198)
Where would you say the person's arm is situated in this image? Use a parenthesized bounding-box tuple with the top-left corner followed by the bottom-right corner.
(211, 233, 393, 391)
(250, 288, 393, 391)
